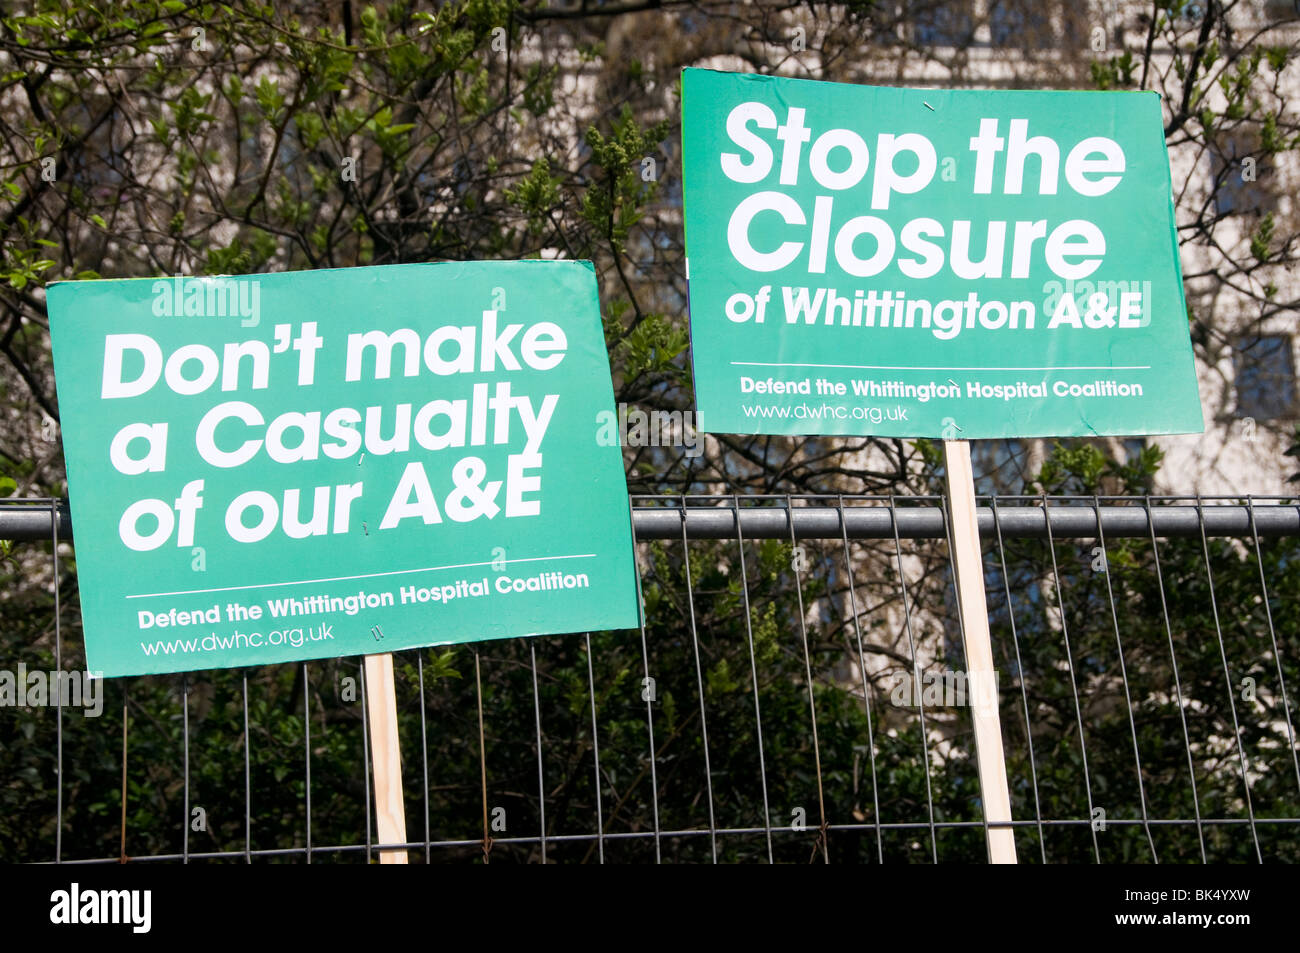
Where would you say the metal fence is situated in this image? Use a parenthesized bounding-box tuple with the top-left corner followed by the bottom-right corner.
(1, 494, 1298, 863)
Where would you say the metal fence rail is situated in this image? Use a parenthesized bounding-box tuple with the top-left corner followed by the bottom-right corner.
(9, 496, 1300, 541)
(1, 494, 1298, 863)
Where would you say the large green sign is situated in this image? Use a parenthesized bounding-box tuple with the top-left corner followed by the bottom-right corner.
(682, 68, 1204, 439)
(48, 261, 639, 677)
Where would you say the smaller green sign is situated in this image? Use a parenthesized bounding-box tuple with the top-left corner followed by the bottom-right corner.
(48, 261, 639, 677)
(681, 69, 1204, 439)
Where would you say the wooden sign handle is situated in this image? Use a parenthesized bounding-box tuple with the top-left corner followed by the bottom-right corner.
(364, 652, 409, 864)
(943, 440, 1018, 864)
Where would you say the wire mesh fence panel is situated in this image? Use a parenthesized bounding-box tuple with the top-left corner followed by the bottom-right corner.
(1, 495, 1298, 863)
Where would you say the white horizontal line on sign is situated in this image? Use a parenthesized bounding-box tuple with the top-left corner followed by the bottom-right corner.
(126, 553, 598, 600)
(730, 362, 1153, 371)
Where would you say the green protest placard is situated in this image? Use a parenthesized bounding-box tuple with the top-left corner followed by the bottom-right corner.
(681, 68, 1204, 439)
(48, 261, 639, 677)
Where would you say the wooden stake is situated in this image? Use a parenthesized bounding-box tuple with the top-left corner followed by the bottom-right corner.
(364, 652, 408, 864)
(943, 440, 1017, 864)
